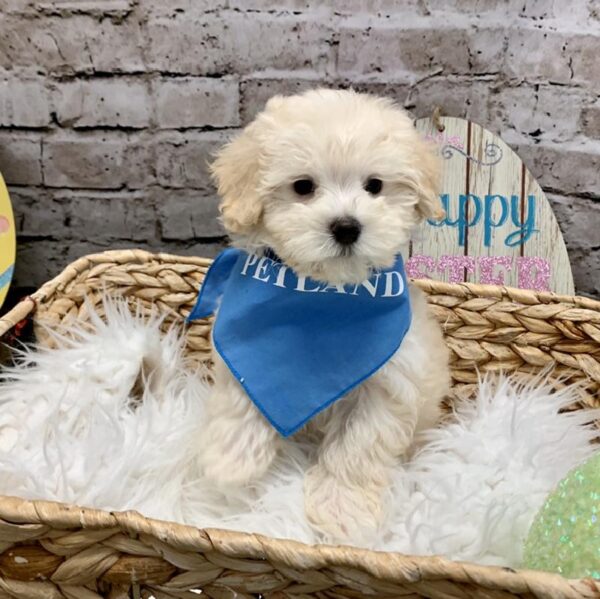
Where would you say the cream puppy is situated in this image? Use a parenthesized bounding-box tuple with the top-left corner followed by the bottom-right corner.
(198, 89, 451, 544)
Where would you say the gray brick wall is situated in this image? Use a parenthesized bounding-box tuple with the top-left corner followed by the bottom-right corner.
(0, 0, 598, 297)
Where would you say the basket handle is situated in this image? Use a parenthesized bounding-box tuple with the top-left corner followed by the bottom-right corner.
(0, 296, 37, 339)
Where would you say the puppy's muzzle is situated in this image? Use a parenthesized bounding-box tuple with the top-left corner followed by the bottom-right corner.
(329, 216, 362, 246)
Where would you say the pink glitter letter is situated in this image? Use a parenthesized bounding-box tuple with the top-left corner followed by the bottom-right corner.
(517, 257, 551, 292)
(479, 256, 513, 286)
(438, 255, 476, 283)
(405, 255, 436, 280)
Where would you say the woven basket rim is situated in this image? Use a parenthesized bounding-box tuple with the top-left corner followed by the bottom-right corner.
(34, 249, 600, 307)
(2, 249, 599, 339)
(0, 493, 595, 596)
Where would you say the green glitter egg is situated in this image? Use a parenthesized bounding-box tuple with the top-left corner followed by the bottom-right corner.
(523, 452, 600, 579)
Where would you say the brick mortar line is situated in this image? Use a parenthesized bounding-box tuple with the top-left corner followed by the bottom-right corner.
(1, 71, 596, 89)
(6, 183, 599, 203)
(5, 7, 600, 30)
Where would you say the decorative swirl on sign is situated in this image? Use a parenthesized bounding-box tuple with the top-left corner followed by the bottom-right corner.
(440, 141, 503, 166)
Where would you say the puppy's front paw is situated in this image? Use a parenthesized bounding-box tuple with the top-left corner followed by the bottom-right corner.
(197, 418, 278, 487)
(303, 465, 386, 545)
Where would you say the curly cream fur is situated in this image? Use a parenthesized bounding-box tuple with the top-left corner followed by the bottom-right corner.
(199, 88, 451, 543)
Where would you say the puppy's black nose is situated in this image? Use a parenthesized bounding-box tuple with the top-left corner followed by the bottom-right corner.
(329, 216, 362, 246)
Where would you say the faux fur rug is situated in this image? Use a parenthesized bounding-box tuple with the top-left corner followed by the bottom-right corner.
(0, 300, 597, 569)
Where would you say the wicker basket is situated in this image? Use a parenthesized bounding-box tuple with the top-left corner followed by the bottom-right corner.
(0, 249, 599, 599)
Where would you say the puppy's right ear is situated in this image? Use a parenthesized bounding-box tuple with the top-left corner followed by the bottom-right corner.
(211, 127, 263, 235)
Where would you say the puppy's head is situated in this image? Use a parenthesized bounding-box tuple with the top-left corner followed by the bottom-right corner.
(211, 88, 443, 285)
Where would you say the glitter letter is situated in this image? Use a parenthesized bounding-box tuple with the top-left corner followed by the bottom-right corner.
(517, 257, 551, 291)
(438, 255, 476, 283)
(479, 256, 513, 285)
(405, 255, 436, 279)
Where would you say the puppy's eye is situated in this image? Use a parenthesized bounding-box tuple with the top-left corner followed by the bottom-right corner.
(364, 178, 383, 195)
(293, 179, 315, 196)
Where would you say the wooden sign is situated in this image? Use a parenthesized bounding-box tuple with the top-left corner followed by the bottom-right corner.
(0, 173, 15, 311)
(408, 117, 574, 295)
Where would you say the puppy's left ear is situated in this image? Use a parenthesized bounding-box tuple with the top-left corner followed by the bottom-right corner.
(411, 138, 445, 221)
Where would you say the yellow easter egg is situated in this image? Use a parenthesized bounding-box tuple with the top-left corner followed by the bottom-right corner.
(0, 172, 16, 311)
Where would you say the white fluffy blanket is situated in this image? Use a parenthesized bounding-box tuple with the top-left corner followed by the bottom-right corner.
(0, 300, 597, 568)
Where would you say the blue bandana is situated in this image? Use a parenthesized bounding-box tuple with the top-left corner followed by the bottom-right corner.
(188, 249, 412, 437)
